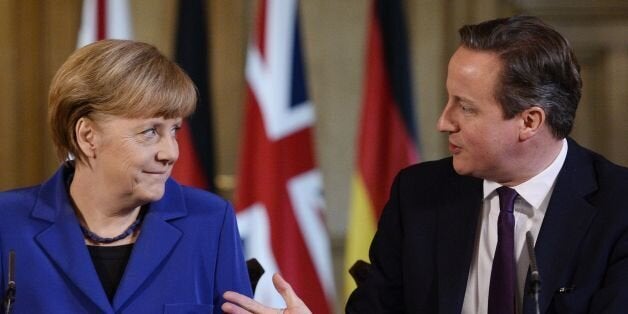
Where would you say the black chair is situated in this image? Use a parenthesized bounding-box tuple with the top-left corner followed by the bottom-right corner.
(246, 258, 265, 294)
(349, 259, 372, 286)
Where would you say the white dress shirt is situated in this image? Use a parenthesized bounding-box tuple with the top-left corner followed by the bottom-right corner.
(462, 139, 568, 314)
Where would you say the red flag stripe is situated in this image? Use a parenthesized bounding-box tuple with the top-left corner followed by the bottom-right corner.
(77, 0, 132, 48)
(96, 0, 106, 40)
(357, 3, 417, 217)
(171, 121, 209, 188)
(256, 0, 268, 59)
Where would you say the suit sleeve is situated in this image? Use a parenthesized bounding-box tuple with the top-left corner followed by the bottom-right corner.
(213, 201, 252, 313)
(346, 172, 406, 313)
(588, 226, 628, 312)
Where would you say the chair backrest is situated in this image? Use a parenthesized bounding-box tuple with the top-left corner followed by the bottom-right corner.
(246, 258, 265, 294)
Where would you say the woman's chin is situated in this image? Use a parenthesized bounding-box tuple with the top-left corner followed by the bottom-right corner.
(134, 186, 166, 204)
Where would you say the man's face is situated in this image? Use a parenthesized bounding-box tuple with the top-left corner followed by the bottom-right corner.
(437, 46, 522, 182)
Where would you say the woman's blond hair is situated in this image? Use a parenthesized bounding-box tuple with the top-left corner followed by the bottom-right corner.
(48, 39, 197, 163)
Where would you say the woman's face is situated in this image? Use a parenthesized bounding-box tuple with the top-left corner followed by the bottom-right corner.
(89, 116, 182, 204)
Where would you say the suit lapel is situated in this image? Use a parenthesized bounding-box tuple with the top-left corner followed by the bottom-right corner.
(112, 179, 185, 309)
(523, 140, 598, 313)
(437, 172, 483, 313)
(33, 167, 113, 314)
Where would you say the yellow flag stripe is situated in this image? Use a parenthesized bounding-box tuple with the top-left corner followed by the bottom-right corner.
(343, 173, 378, 302)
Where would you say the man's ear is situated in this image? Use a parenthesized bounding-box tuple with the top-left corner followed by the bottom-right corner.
(75, 117, 97, 158)
(519, 106, 546, 141)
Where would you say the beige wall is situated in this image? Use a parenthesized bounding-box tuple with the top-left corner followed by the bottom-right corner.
(1, 1, 627, 310)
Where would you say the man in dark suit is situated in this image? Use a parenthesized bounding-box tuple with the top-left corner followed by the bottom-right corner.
(346, 16, 628, 313)
(221, 15, 628, 314)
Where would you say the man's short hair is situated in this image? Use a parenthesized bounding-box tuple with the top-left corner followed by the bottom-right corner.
(459, 16, 582, 139)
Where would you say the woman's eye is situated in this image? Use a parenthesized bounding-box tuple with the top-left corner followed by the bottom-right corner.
(141, 128, 158, 136)
(170, 125, 181, 136)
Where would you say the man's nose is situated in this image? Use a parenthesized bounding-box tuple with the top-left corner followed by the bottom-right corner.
(437, 102, 457, 133)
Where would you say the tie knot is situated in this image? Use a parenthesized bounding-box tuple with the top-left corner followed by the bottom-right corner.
(496, 186, 517, 214)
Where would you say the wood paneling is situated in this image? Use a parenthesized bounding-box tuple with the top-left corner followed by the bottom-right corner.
(0, 0, 19, 188)
(0, 1, 81, 190)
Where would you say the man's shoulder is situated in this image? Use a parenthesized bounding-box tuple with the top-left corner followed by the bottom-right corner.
(587, 154, 628, 199)
(562, 139, 628, 208)
(395, 157, 482, 199)
(567, 138, 628, 183)
(589, 151, 628, 179)
(399, 157, 469, 183)
(402, 157, 455, 176)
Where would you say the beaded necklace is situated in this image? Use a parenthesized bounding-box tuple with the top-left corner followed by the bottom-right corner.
(80, 213, 143, 244)
(65, 163, 146, 244)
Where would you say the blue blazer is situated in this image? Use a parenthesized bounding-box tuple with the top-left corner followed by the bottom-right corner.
(0, 165, 252, 313)
(346, 138, 628, 313)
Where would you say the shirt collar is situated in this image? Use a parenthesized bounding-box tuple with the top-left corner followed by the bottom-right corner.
(483, 138, 568, 210)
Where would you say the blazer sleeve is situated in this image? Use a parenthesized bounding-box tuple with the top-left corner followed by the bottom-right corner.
(588, 221, 628, 312)
(0, 240, 4, 311)
(346, 172, 406, 313)
(213, 201, 253, 313)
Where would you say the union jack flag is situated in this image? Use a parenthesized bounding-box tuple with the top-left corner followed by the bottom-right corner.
(234, 0, 335, 312)
(77, 0, 133, 47)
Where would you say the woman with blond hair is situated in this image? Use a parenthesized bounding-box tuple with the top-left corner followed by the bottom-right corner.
(0, 39, 251, 313)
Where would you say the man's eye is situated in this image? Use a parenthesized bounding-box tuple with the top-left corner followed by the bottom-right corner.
(460, 104, 474, 113)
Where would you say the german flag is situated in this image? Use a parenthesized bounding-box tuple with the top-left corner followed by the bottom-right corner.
(344, 0, 420, 300)
(171, 0, 215, 191)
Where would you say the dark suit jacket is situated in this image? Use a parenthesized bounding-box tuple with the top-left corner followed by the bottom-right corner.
(0, 165, 252, 313)
(347, 138, 628, 313)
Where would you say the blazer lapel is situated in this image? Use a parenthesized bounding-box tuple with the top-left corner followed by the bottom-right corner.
(437, 173, 483, 313)
(112, 179, 185, 309)
(33, 168, 113, 314)
(523, 140, 598, 314)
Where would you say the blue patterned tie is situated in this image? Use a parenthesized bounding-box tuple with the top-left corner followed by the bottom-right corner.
(488, 186, 518, 314)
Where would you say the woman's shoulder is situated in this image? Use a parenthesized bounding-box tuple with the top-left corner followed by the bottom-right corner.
(0, 185, 40, 205)
(0, 185, 41, 218)
(180, 185, 227, 207)
(164, 179, 233, 215)
(161, 182, 241, 234)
